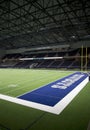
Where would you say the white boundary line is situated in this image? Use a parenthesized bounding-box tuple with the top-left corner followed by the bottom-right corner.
(0, 77, 89, 115)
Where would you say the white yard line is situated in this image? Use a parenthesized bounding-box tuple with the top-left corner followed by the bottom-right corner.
(0, 72, 58, 92)
(0, 72, 51, 90)
(1, 72, 70, 95)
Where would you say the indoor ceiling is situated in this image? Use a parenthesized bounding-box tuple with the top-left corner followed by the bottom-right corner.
(0, 0, 90, 49)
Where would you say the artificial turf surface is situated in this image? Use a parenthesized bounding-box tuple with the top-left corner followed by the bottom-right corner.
(0, 69, 90, 130)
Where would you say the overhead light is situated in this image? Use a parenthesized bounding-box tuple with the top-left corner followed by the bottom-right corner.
(71, 35, 76, 38)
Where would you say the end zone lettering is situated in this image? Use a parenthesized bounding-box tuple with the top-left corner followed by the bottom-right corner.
(18, 72, 88, 108)
(51, 74, 84, 89)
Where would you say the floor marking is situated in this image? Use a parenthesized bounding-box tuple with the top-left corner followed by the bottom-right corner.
(18, 72, 88, 106)
(0, 74, 89, 115)
(8, 84, 18, 87)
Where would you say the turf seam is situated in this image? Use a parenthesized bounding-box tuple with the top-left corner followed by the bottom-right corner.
(23, 112, 46, 130)
(0, 123, 10, 130)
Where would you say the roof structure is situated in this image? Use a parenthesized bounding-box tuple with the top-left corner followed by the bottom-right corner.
(0, 0, 90, 49)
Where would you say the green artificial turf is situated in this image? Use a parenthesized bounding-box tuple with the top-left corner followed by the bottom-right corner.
(0, 69, 90, 130)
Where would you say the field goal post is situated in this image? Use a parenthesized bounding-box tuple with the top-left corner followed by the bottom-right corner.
(81, 45, 88, 72)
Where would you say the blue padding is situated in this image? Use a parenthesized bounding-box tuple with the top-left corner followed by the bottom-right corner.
(18, 72, 88, 106)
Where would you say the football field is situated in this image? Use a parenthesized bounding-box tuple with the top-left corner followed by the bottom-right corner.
(0, 69, 90, 130)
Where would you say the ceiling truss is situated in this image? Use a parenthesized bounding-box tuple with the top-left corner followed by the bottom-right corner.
(0, 0, 90, 49)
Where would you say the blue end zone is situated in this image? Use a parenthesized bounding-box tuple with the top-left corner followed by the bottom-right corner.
(18, 72, 88, 107)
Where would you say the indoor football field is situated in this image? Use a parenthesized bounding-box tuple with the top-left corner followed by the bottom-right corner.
(0, 69, 90, 130)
